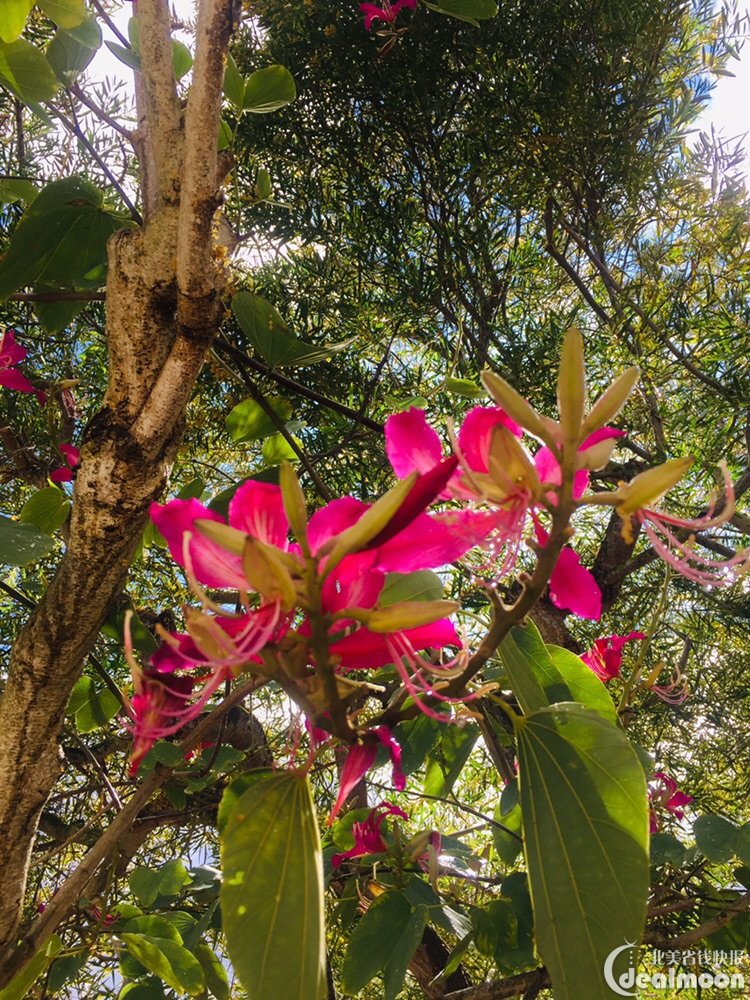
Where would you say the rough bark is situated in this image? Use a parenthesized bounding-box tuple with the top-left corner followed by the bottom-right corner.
(0, 0, 236, 975)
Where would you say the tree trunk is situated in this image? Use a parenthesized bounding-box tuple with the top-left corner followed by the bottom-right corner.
(0, 0, 235, 975)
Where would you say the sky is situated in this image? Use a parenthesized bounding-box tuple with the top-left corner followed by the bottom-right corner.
(89, 1, 749, 181)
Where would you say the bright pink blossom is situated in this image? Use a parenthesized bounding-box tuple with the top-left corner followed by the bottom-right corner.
(385, 408, 623, 620)
(533, 522, 602, 621)
(648, 772, 692, 833)
(330, 726, 406, 822)
(332, 802, 408, 867)
(360, 0, 417, 31)
(581, 631, 646, 682)
(0, 329, 42, 400)
(50, 443, 81, 484)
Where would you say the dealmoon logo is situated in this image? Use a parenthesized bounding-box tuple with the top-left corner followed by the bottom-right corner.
(603, 942, 746, 995)
(603, 942, 639, 997)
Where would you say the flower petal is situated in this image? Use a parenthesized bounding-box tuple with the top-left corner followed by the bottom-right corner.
(0, 330, 27, 366)
(548, 546, 602, 620)
(330, 741, 378, 821)
(375, 509, 494, 572)
(0, 368, 37, 393)
(308, 496, 369, 553)
(228, 480, 288, 548)
(150, 499, 246, 589)
(331, 618, 459, 670)
(458, 406, 521, 474)
(385, 408, 444, 479)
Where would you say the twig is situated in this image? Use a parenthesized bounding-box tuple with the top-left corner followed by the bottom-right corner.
(214, 339, 384, 433)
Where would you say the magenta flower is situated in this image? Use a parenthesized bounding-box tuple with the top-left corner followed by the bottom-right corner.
(50, 443, 81, 484)
(332, 801, 408, 867)
(360, 0, 417, 31)
(648, 772, 692, 833)
(0, 329, 43, 401)
(331, 726, 406, 822)
(128, 671, 196, 775)
(581, 631, 646, 682)
(386, 407, 623, 620)
(151, 479, 290, 591)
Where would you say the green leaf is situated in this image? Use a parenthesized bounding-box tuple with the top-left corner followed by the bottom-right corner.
(380, 570, 444, 606)
(0, 178, 37, 204)
(19, 486, 70, 534)
(171, 39, 192, 80)
(0, 515, 55, 565)
(424, 724, 479, 797)
(119, 982, 166, 1000)
(104, 40, 140, 72)
(515, 704, 649, 1000)
(34, 288, 87, 332)
(425, 0, 497, 24)
(650, 832, 687, 867)
(500, 621, 617, 722)
(383, 905, 428, 1000)
(47, 16, 101, 85)
(444, 376, 484, 398)
(194, 942, 230, 1000)
(255, 167, 272, 200)
(68, 675, 120, 732)
(223, 51, 245, 109)
(693, 815, 738, 862)
(0, 1, 34, 44)
(492, 800, 523, 865)
(47, 951, 90, 993)
(262, 432, 299, 465)
(152, 740, 187, 767)
(736, 823, 750, 867)
(341, 890, 414, 995)
(219, 771, 326, 1000)
(0, 37, 59, 104)
(226, 395, 293, 443)
(0, 177, 129, 300)
(120, 935, 205, 996)
(121, 916, 182, 943)
(392, 712, 446, 776)
(129, 860, 190, 906)
(0, 936, 62, 1000)
(38, 0, 88, 29)
(243, 64, 296, 113)
(232, 291, 353, 368)
(128, 868, 163, 908)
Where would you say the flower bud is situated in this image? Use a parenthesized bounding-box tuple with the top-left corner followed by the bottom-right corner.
(367, 599, 459, 633)
(487, 425, 541, 498)
(195, 518, 246, 555)
(242, 537, 298, 610)
(279, 461, 309, 549)
(582, 366, 640, 435)
(557, 328, 586, 446)
(616, 456, 694, 515)
(322, 473, 417, 571)
(481, 371, 552, 443)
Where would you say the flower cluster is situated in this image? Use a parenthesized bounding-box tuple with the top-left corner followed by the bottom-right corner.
(125, 330, 748, 814)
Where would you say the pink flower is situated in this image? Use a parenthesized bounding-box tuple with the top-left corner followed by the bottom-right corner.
(533, 522, 602, 621)
(50, 443, 81, 484)
(330, 726, 406, 822)
(386, 408, 622, 619)
(360, 0, 417, 31)
(649, 772, 692, 833)
(128, 671, 196, 775)
(0, 329, 41, 398)
(151, 480, 290, 591)
(581, 631, 646, 682)
(331, 802, 408, 866)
